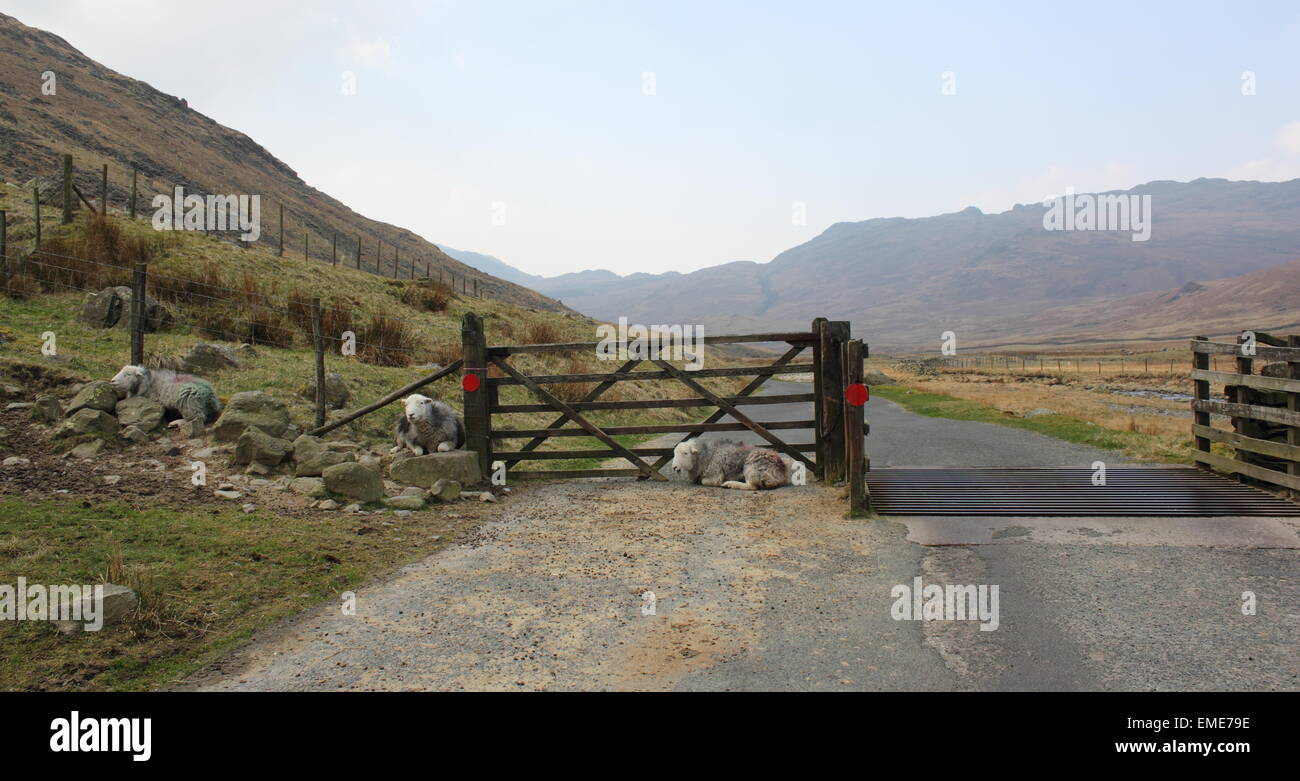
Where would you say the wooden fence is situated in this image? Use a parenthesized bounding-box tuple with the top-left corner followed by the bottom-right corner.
(1191, 332, 1300, 496)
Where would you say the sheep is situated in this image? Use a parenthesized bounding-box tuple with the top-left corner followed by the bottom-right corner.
(391, 393, 465, 455)
(671, 438, 789, 490)
(110, 364, 221, 425)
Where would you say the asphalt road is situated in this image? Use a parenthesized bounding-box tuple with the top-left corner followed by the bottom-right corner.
(189, 381, 1300, 691)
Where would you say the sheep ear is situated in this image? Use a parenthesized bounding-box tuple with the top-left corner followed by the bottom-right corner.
(690, 442, 702, 453)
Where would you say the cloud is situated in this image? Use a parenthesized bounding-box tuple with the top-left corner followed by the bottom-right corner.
(342, 38, 394, 70)
(1222, 120, 1300, 181)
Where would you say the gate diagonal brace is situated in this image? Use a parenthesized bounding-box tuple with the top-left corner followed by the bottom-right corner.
(489, 355, 666, 480)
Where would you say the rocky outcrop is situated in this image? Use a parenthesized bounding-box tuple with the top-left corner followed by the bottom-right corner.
(322, 461, 383, 503)
(389, 451, 481, 487)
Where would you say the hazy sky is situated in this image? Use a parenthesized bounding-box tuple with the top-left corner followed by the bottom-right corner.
(8, 1, 1300, 277)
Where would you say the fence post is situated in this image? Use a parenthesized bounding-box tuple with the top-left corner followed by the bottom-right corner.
(312, 297, 326, 429)
(377, 240, 383, 275)
(129, 167, 137, 220)
(819, 320, 850, 483)
(32, 185, 41, 249)
(62, 154, 74, 224)
(130, 263, 147, 365)
(1192, 336, 1211, 470)
(99, 164, 108, 215)
(844, 338, 869, 516)
(461, 312, 490, 483)
(810, 318, 828, 479)
(304, 232, 309, 261)
(332, 233, 337, 266)
(277, 203, 284, 256)
(355, 235, 361, 269)
(1288, 335, 1300, 500)
(473, 278, 478, 297)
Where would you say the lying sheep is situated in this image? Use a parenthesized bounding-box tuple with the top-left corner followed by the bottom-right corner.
(110, 364, 221, 425)
(392, 393, 465, 455)
(671, 438, 789, 490)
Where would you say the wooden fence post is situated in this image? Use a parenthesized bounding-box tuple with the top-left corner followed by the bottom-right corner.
(844, 338, 869, 516)
(1288, 335, 1299, 499)
(810, 317, 828, 479)
(461, 312, 490, 483)
(304, 232, 309, 261)
(32, 185, 41, 249)
(332, 233, 337, 266)
(130, 263, 147, 365)
(129, 167, 137, 220)
(377, 240, 383, 275)
(1192, 336, 1211, 470)
(277, 203, 284, 257)
(819, 320, 850, 482)
(355, 235, 361, 269)
(62, 154, 74, 224)
(100, 164, 108, 214)
(312, 297, 326, 429)
(474, 279, 478, 297)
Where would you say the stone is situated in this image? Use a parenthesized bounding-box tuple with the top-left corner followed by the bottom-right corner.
(79, 288, 125, 328)
(176, 418, 205, 438)
(97, 475, 122, 486)
(52, 585, 137, 634)
(288, 477, 328, 498)
(480, 491, 498, 503)
(4, 402, 32, 411)
(179, 342, 241, 374)
(322, 462, 383, 503)
(115, 396, 166, 433)
(244, 462, 271, 476)
(241, 503, 256, 514)
(29, 395, 64, 424)
(66, 381, 119, 414)
(213, 489, 243, 500)
(236, 343, 258, 358)
(343, 503, 362, 513)
(1, 383, 24, 398)
(109, 286, 172, 333)
(399, 486, 427, 499)
(233, 427, 293, 468)
(389, 452, 481, 488)
(864, 369, 896, 385)
(292, 435, 352, 477)
(2, 456, 31, 467)
(382, 494, 426, 511)
(191, 446, 217, 460)
(58, 408, 119, 439)
(212, 391, 291, 442)
(430, 479, 462, 503)
(122, 426, 150, 444)
(317, 499, 340, 510)
(300, 371, 350, 410)
(69, 440, 104, 459)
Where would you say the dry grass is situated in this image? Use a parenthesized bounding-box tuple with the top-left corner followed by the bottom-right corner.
(358, 314, 419, 367)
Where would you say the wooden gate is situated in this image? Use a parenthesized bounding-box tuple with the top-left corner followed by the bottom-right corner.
(459, 314, 861, 489)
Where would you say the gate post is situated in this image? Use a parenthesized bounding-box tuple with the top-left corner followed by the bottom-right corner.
(843, 338, 870, 516)
(461, 312, 491, 484)
(810, 317, 828, 480)
(819, 320, 850, 482)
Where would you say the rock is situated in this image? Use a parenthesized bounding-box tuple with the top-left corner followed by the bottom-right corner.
(69, 441, 104, 459)
(121, 426, 150, 444)
(52, 584, 137, 634)
(479, 491, 498, 503)
(4, 402, 32, 411)
(322, 462, 383, 503)
(864, 369, 896, 385)
(399, 486, 427, 499)
(213, 489, 243, 500)
(292, 435, 352, 477)
(2, 456, 31, 467)
(241, 503, 256, 514)
(79, 288, 125, 328)
(179, 342, 241, 374)
(430, 478, 462, 503)
(300, 371, 350, 409)
(191, 446, 216, 460)
(66, 381, 119, 415)
(1023, 408, 1056, 418)
(212, 391, 291, 441)
(177, 418, 205, 438)
(233, 427, 293, 468)
(115, 396, 165, 433)
(29, 395, 64, 424)
(97, 475, 122, 486)
(0, 383, 24, 398)
(389, 451, 481, 488)
(110, 286, 172, 332)
(58, 408, 119, 439)
(317, 499, 340, 510)
(288, 477, 328, 498)
(244, 462, 271, 476)
(343, 503, 362, 513)
(236, 343, 258, 358)
(383, 494, 426, 511)
(393, 510, 413, 517)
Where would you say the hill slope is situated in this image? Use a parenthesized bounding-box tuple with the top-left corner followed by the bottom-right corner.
(0, 12, 567, 313)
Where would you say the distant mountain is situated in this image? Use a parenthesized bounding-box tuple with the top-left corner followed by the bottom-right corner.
(0, 13, 570, 313)
(484, 178, 1300, 350)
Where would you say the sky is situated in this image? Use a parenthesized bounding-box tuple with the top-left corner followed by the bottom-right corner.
(7, 0, 1300, 277)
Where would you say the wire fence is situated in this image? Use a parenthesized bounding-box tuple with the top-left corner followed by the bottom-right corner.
(908, 353, 1192, 377)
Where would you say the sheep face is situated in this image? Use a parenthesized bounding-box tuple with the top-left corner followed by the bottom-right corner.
(110, 365, 148, 398)
(403, 394, 437, 424)
(671, 441, 702, 477)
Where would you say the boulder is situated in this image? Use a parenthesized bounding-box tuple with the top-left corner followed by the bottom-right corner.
(288, 477, 328, 498)
(863, 369, 896, 385)
(52, 584, 137, 634)
(109, 286, 172, 333)
(430, 478, 462, 503)
(69, 440, 104, 459)
(292, 435, 352, 476)
(383, 495, 426, 511)
(233, 427, 293, 468)
(66, 381, 119, 414)
(389, 451, 481, 488)
(212, 391, 291, 441)
(300, 371, 350, 409)
(323, 462, 383, 503)
(115, 396, 165, 433)
(79, 288, 125, 328)
(29, 395, 63, 424)
(57, 408, 119, 439)
(179, 342, 241, 375)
